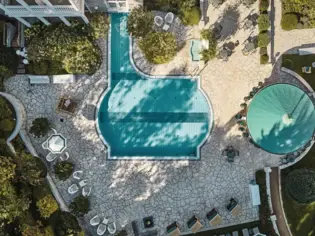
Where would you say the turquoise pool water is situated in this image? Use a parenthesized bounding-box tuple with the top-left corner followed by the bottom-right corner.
(97, 13, 212, 159)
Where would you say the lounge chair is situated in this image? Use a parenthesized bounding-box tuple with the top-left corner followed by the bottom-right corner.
(226, 198, 242, 216)
(242, 228, 249, 236)
(232, 231, 239, 236)
(187, 215, 203, 234)
(253, 227, 260, 235)
(68, 184, 79, 194)
(73, 170, 83, 180)
(302, 66, 312, 73)
(108, 222, 117, 234)
(90, 215, 101, 226)
(42, 141, 48, 150)
(207, 208, 222, 226)
(28, 75, 50, 84)
(82, 186, 91, 197)
(46, 152, 57, 162)
(154, 16, 163, 27)
(167, 222, 181, 236)
(165, 12, 174, 24)
(97, 223, 106, 236)
(60, 152, 69, 161)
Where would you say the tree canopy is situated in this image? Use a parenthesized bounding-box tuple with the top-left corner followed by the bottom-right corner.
(127, 7, 154, 38)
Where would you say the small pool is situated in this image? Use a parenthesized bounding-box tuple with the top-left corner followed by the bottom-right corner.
(190, 39, 202, 61)
(97, 14, 213, 159)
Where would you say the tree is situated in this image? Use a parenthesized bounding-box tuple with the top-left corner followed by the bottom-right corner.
(16, 152, 47, 186)
(200, 29, 217, 62)
(69, 196, 90, 217)
(286, 169, 315, 204)
(258, 32, 270, 47)
(54, 161, 74, 181)
(180, 7, 201, 26)
(0, 119, 15, 132)
(29, 118, 50, 138)
(259, 0, 269, 12)
(22, 222, 54, 236)
(0, 156, 16, 183)
(127, 7, 154, 38)
(87, 13, 109, 40)
(139, 32, 177, 64)
(281, 13, 299, 31)
(36, 195, 58, 218)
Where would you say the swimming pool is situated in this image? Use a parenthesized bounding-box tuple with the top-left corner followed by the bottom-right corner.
(97, 13, 213, 159)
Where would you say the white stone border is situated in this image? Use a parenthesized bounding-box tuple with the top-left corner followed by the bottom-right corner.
(95, 14, 214, 160)
(279, 67, 315, 169)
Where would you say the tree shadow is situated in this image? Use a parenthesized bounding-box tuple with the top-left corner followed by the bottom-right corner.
(81, 104, 96, 121)
(216, 4, 240, 41)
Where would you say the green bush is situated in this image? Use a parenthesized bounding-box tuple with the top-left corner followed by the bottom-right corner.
(54, 161, 74, 181)
(286, 169, 315, 204)
(115, 230, 128, 236)
(180, 7, 201, 26)
(127, 7, 154, 38)
(33, 61, 49, 75)
(69, 196, 90, 217)
(36, 195, 59, 218)
(0, 47, 18, 75)
(200, 29, 217, 62)
(24, 23, 46, 42)
(52, 211, 84, 236)
(260, 54, 269, 64)
(260, 47, 268, 55)
(259, 0, 269, 12)
(0, 118, 14, 132)
(281, 13, 299, 31)
(258, 14, 270, 32)
(258, 32, 270, 47)
(48, 61, 66, 75)
(29, 118, 50, 138)
(21, 222, 54, 236)
(0, 156, 16, 183)
(87, 13, 109, 40)
(139, 32, 177, 64)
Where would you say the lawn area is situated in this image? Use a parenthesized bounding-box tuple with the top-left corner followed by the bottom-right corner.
(186, 221, 260, 236)
(281, 146, 315, 236)
(282, 54, 315, 89)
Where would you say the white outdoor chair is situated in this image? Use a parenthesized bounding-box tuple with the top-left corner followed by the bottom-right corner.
(162, 24, 170, 31)
(42, 141, 48, 150)
(108, 222, 116, 235)
(60, 152, 69, 161)
(68, 184, 79, 194)
(165, 12, 174, 24)
(90, 215, 101, 226)
(154, 16, 163, 27)
(46, 152, 57, 162)
(51, 128, 58, 134)
(73, 170, 83, 180)
(82, 186, 92, 197)
(97, 223, 107, 236)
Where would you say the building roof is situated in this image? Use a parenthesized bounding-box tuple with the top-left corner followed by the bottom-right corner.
(247, 84, 315, 154)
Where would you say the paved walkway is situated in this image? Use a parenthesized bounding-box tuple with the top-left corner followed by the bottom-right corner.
(270, 168, 291, 236)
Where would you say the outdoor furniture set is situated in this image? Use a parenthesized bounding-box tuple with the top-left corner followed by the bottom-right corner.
(154, 12, 174, 31)
(89, 215, 117, 235)
(167, 200, 242, 235)
(42, 128, 68, 162)
(68, 170, 91, 197)
(222, 145, 240, 162)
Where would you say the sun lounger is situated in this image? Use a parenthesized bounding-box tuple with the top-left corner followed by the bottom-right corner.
(232, 231, 239, 236)
(242, 228, 249, 236)
(52, 74, 75, 84)
(253, 227, 260, 234)
(97, 223, 106, 235)
(90, 215, 101, 226)
(165, 12, 174, 24)
(226, 198, 242, 216)
(68, 183, 79, 194)
(154, 16, 163, 27)
(302, 66, 312, 73)
(187, 215, 203, 234)
(82, 186, 91, 197)
(108, 222, 116, 234)
(167, 222, 181, 236)
(207, 209, 222, 226)
(28, 75, 50, 84)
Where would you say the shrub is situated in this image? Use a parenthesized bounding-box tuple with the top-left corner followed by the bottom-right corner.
(258, 14, 270, 32)
(33, 60, 49, 75)
(36, 195, 59, 218)
(0, 46, 18, 74)
(24, 23, 46, 42)
(54, 161, 74, 181)
(260, 47, 268, 55)
(48, 61, 66, 75)
(115, 230, 128, 236)
(53, 211, 84, 236)
(0, 156, 16, 183)
(127, 7, 154, 38)
(69, 196, 90, 217)
(242, 0, 257, 7)
(180, 7, 201, 26)
(281, 13, 299, 31)
(259, 0, 269, 12)
(211, 0, 225, 8)
(286, 169, 315, 204)
(258, 32, 270, 47)
(139, 32, 177, 64)
(0, 118, 15, 132)
(21, 222, 54, 236)
(87, 13, 109, 40)
(29, 118, 50, 138)
(260, 54, 269, 64)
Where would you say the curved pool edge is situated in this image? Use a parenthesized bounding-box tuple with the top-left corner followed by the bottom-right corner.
(95, 13, 214, 160)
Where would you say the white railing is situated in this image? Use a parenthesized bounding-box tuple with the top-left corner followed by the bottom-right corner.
(5, 4, 81, 14)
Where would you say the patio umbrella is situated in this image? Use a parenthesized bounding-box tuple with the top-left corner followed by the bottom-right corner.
(47, 134, 67, 154)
